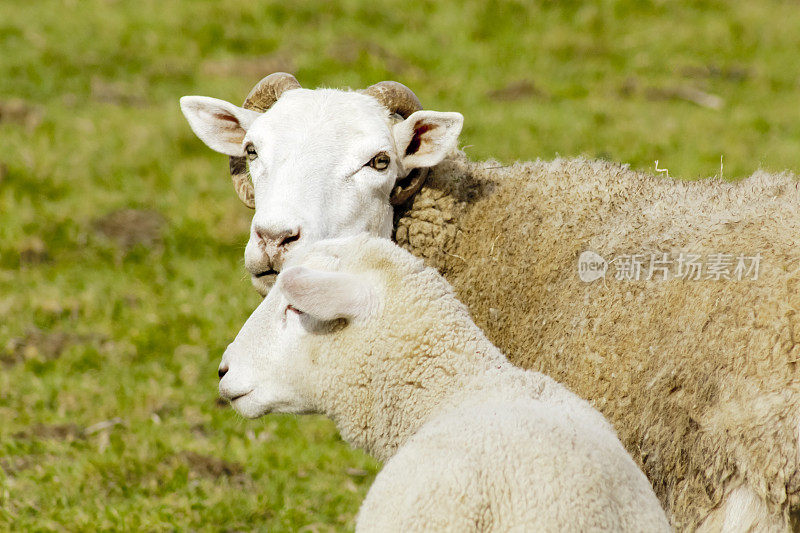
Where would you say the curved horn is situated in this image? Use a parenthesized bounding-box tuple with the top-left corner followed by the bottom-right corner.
(229, 73, 301, 208)
(362, 81, 422, 119)
(363, 81, 428, 205)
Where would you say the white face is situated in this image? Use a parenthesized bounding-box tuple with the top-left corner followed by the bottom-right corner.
(217, 252, 379, 418)
(217, 281, 311, 418)
(180, 88, 463, 295)
(242, 90, 398, 292)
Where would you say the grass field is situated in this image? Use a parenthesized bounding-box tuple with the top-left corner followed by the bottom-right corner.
(2, 1, 800, 530)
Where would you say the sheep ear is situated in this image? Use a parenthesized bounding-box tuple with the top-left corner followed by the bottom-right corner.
(393, 110, 464, 170)
(179, 96, 262, 156)
(278, 266, 377, 322)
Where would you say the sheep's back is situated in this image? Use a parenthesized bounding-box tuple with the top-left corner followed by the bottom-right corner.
(394, 154, 800, 529)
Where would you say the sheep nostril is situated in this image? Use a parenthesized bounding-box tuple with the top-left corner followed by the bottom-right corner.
(253, 226, 301, 251)
(218, 365, 228, 380)
(279, 229, 300, 249)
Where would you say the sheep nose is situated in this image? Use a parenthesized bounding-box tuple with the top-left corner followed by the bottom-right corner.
(255, 226, 301, 253)
(218, 364, 228, 380)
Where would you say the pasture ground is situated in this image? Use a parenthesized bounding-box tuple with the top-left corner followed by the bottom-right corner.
(2, 1, 799, 530)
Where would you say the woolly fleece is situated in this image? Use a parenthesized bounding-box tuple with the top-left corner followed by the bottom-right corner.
(392, 154, 800, 530)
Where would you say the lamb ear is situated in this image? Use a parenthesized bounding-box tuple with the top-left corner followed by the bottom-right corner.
(278, 266, 378, 322)
(179, 96, 262, 156)
(393, 110, 464, 170)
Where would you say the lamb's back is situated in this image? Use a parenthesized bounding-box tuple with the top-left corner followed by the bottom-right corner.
(357, 397, 669, 532)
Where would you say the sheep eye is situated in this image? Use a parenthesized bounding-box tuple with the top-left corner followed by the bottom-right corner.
(367, 152, 390, 171)
(245, 144, 257, 161)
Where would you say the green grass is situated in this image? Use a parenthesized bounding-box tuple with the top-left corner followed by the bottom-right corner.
(1, 0, 799, 530)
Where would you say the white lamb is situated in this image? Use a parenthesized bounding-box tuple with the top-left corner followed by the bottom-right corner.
(218, 234, 670, 531)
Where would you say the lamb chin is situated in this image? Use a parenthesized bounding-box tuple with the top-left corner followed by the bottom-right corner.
(231, 396, 268, 419)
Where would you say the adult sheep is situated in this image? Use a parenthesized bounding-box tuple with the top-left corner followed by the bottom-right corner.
(218, 234, 671, 532)
(180, 73, 800, 531)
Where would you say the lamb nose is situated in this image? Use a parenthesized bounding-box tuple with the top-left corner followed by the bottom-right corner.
(218, 364, 229, 380)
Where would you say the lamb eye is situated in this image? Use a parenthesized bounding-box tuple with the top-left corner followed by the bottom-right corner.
(245, 144, 257, 161)
(367, 152, 390, 171)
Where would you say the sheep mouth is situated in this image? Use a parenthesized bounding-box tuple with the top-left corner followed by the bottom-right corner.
(253, 269, 279, 287)
(254, 269, 278, 278)
(227, 391, 252, 403)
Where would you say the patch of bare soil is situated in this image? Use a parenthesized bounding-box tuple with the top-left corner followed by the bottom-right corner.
(618, 77, 724, 110)
(1, 328, 103, 367)
(92, 208, 165, 250)
(487, 80, 548, 101)
(13, 423, 86, 442)
(18, 237, 49, 265)
(177, 451, 247, 482)
(0, 99, 43, 130)
(3, 329, 71, 366)
(0, 455, 52, 475)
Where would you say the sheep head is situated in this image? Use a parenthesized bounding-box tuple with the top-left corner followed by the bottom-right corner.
(179, 75, 463, 295)
(217, 235, 402, 419)
(218, 234, 490, 458)
(217, 261, 377, 419)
